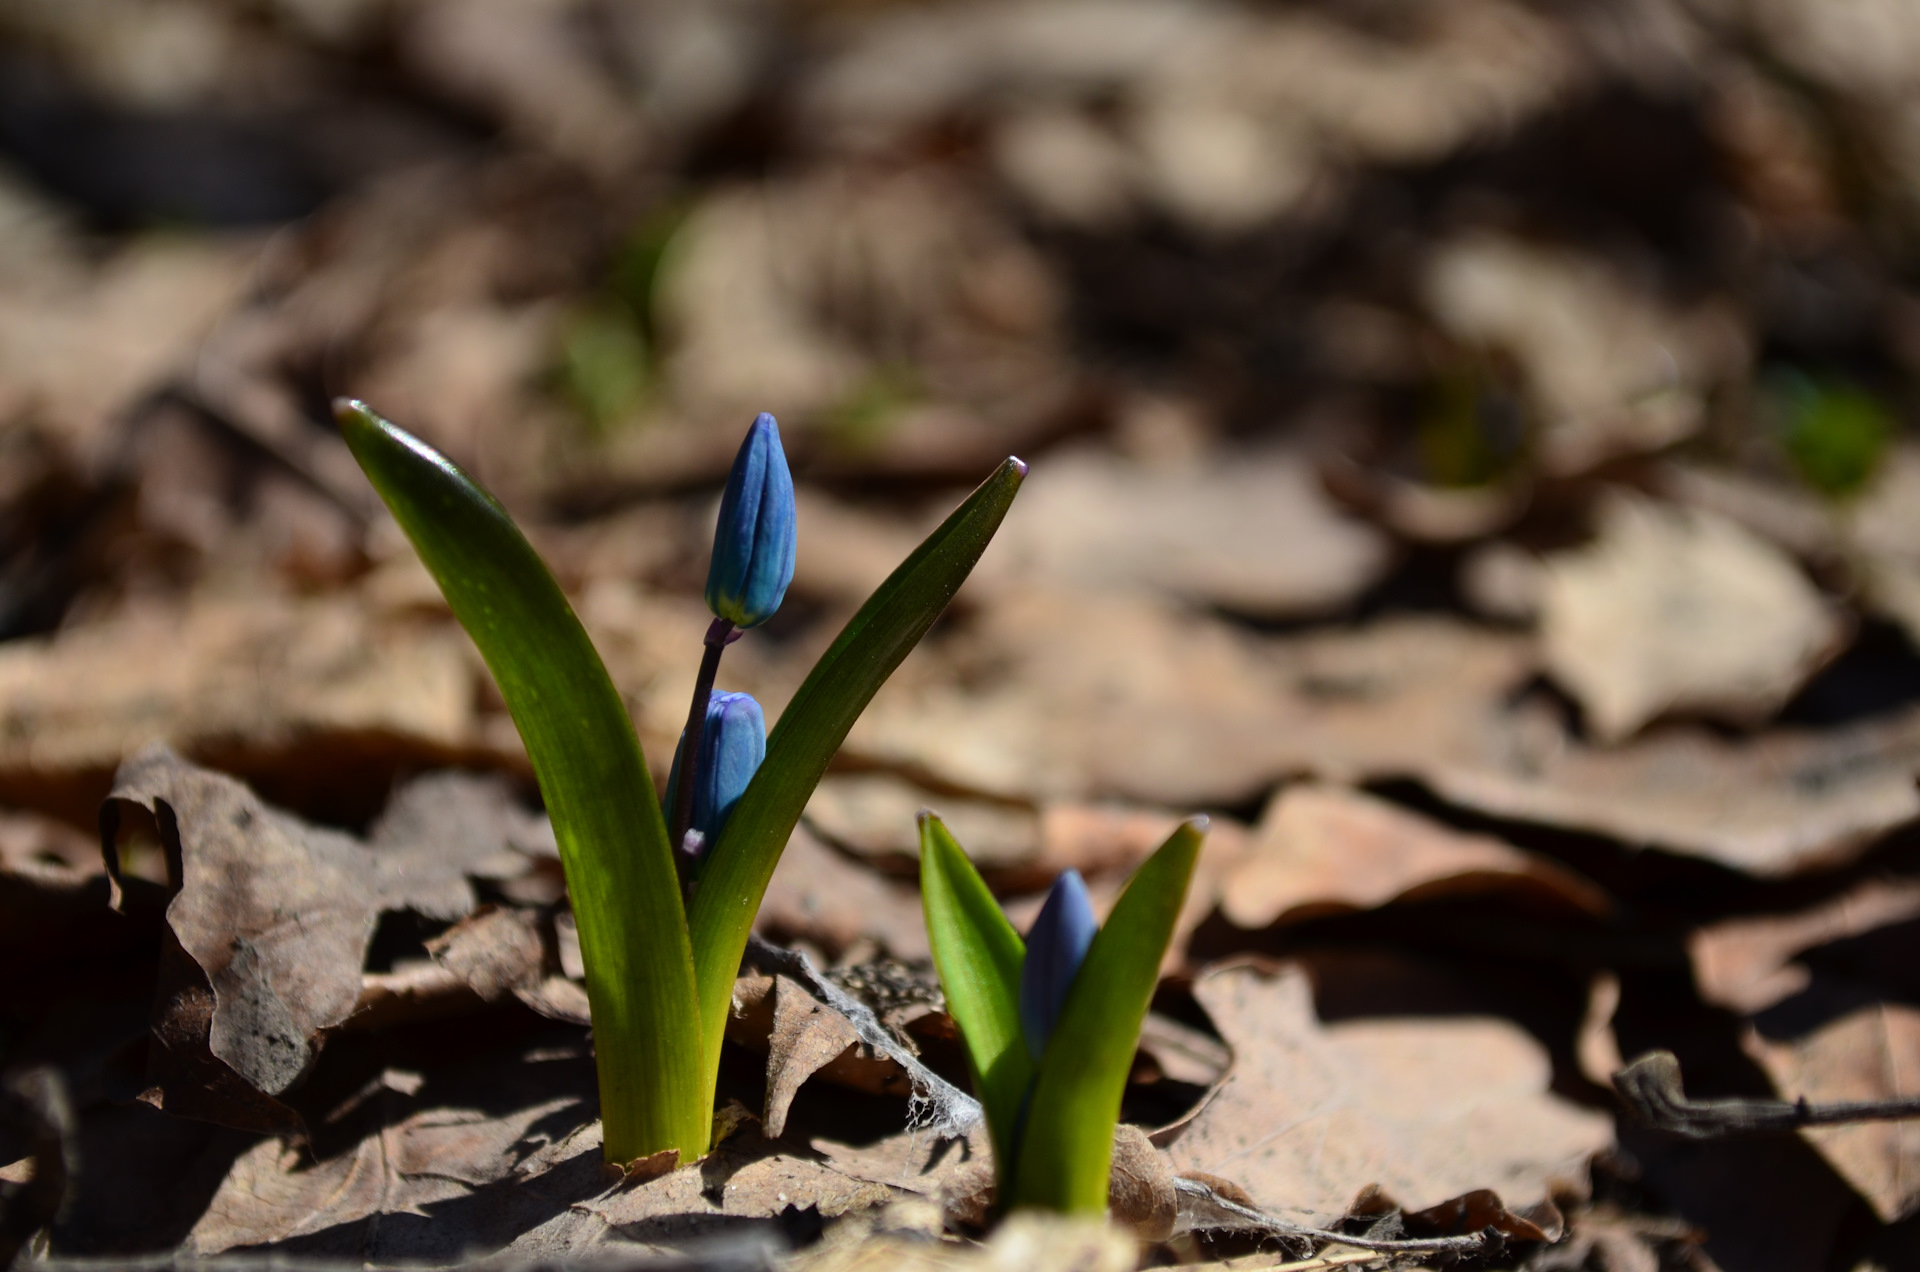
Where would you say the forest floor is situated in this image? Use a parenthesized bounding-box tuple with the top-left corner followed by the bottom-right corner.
(7, 2, 1920, 1269)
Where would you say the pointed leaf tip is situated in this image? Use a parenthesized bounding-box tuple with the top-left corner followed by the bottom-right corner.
(1010, 456, 1029, 476)
(1187, 814, 1210, 834)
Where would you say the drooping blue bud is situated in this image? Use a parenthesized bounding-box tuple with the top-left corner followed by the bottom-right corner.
(1019, 870, 1098, 1062)
(666, 690, 766, 851)
(705, 413, 796, 629)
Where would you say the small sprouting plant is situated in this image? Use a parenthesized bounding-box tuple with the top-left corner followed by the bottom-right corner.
(336, 400, 1024, 1167)
(919, 811, 1204, 1215)
(1766, 368, 1891, 499)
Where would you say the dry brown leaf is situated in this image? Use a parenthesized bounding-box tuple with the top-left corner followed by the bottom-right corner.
(1847, 444, 1920, 647)
(0, 593, 486, 823)
(101, 747, 528, 1133)
(185, 1043, 601, 1257)
(1657, 461, 1842, 566)
(758, 822, 932, 960)
(426, 905, 591, 1026)
(806, 775, 1039, 876)
(763, 974, 909, 1137)
(851, 591, 1535, 807)
(1424, 236, 1745, 476)
(185, 1031, 930, 1261)
(790, 488, 944, 609)
(0, 236, 257, 460)
(399, 0, 643, 176)
(1539, 493, 1843, 741)
(1160, 961, 1611, 1226)
(853, 588, 1920, 875)
(1691, 878, 1920, 1220)
(1217, 784, 1610, 930)
(809, 771, 1227, 897)
(806, 0, 1570, 188)
(627, 168, 1074, 482)
(992, 446, 1390, 617)
(1428, 700, 1920, 877)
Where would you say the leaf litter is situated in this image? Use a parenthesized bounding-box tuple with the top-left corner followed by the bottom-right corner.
(11, 0, 1920, 1268)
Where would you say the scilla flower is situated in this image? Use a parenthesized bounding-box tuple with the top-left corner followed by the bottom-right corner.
(667, 690, 766, 856)
(705, 413, 796, 630)
(1019, 869, 1098, 1061)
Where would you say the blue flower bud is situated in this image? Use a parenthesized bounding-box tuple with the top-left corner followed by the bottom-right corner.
(666, 690, 766, 850)
(705, 413, 796, 629)
(1019, 870, 1097, 1062)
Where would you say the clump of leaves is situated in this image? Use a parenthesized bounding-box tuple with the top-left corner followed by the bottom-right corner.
(336, 400, 1023, 1166)
(919, 811, 1204, 1215)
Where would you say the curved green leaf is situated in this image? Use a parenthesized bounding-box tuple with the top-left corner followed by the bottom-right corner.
(334, 400, 705, 1163)
(918, 813, 1031, 1173)
(1009, 819, 1205, 1214)
(688, 457, 1026, 1097)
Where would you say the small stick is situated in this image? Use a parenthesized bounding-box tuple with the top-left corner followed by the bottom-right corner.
(670, 617, 736, 895)
(1614, 1050, 1920, 1138)
(1171, 1177, 1507, 1259)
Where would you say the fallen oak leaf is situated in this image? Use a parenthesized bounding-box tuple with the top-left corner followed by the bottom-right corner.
(763, 974, 909, 1138)
(99, 746, 532, 1133)
(1160, 960, 1610, 1227)
(426, 905, 592, 1026)
(1539, 492, 1843, 743)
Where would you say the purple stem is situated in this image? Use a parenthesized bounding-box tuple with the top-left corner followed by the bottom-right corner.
(670, 616, 735, 895)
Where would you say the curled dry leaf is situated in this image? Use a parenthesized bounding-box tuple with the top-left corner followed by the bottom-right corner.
(100, 747, 535, 1133)
(1160, 961, 1611, 1226)
(1539, 493, 1844, 742)
(749, 974, 914, 1138)
(1690, 878, 1920, 1220)
(1217, 783, 1610, 931)
(426, 905, 591, 1026)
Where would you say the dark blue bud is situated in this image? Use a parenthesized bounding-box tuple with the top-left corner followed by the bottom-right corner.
(666, 690, 766, 850)
(1019, 870, 1097, 1062)
(705, 413, 796, 629)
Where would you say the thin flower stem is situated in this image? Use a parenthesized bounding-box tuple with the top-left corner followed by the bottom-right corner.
(670, 616, 735, 896)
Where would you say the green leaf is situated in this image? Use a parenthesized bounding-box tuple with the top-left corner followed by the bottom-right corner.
(918, 812, 1032, 1174)
(687, 457, 1026, 1098)
(1009, 819, 1205, 1215)
(334, 400, 706, 1163)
